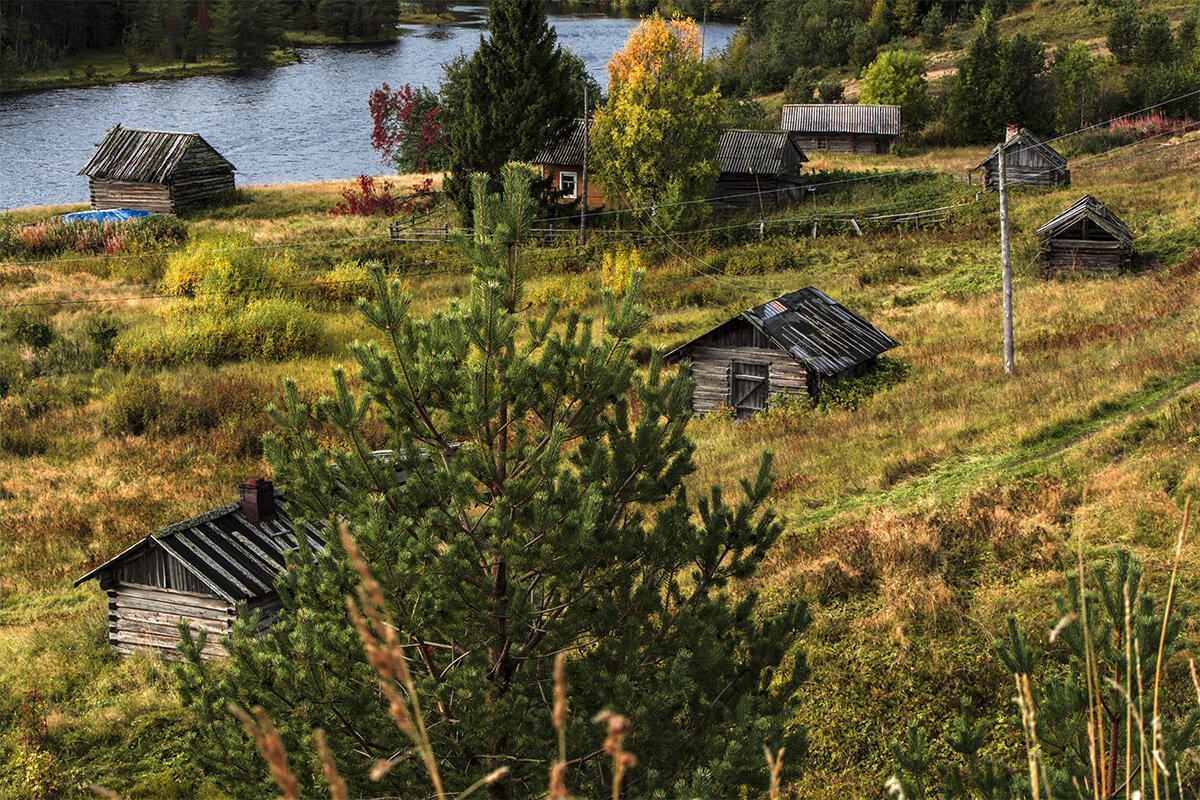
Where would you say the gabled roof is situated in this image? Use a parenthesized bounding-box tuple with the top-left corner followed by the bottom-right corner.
(780, 104, 901, 137)
(976, 128, 1067, 170)
(74, 497, 325, 603)
(717, 129, 807, 175)
(665, 287, 899, 375)
(532, 118, 589, 166)
(79, 125, 235, 182)
(1036, 194, 1134, 247)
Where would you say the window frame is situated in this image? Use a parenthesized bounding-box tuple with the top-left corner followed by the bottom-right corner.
(559, 170, 578, 199)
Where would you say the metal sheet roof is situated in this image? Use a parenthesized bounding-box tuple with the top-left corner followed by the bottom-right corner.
(74, 498, 326, 603)
(1036, 194, 1133, 247)
(780, 104, 901, 136)
(666, 287, 899, 375)
(79, 125, 235, 182)
(716, 129, 807, 175)
(532, 118, 590, 166)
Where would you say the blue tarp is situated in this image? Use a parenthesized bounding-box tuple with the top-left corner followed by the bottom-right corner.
(61, 209, 152, 224)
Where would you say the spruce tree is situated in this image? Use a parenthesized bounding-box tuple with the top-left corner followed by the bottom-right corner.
(175, 164, 809, 799)
(441, 0, 584, 219)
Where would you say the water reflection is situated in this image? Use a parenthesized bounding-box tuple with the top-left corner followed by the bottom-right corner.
(0, 6, 735, 209)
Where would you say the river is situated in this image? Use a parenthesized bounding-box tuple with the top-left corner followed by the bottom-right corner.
(0, 7, 736, 211)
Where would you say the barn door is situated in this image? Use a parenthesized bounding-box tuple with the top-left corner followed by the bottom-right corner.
(731, 361, 769, 414)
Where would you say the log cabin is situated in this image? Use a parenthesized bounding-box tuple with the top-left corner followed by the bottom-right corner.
(972, 126, 1069, 189)
(780, 104, 901, 155)
(710, 129, 807, 209)
(79, 125, 236, 214)
(74, 479, 324, 660)
(664, 287, 899, 416)
(1037, 194, 1134, 276)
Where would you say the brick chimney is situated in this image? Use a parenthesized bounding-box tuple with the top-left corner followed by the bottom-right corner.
(1005, 124, 1021, 143)
(240, 478, 276, 522)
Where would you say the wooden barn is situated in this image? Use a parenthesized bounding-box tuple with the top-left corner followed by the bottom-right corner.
(664, 287, 899, 416)
(532, 118, 607, 209)
(1037, 194, 1134, 276)
(972, 126, 1069, 189)
(780, 104, 901, 155)
(711, 129, 807, 208)
(75, 479, 323, 660)
(79, 125, 236, 214)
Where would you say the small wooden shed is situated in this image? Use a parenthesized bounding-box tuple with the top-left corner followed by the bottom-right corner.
(1037, 194, 1134, 276)
(532, 118, 607, 209)
(780, 104, 901, 155)
(75, 479, 323, 660)
(711, 129, 807, 208)
(79, 125, 236, 214)
(664, 287, 899, 416)
(973, 127, 1069, 189)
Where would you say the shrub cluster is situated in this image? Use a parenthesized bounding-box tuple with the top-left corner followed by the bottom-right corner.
(0, 215, 187, 264)
(111, 298, 325, 368)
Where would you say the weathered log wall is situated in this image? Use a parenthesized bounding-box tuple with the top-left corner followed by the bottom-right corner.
(682, 344, 809, 415)
(1040, 239, 1127, 276)
(790, 133, 894, 155)
(108, 582, 233, 660)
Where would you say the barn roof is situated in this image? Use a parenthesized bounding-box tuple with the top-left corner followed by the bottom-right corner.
(79, 125, 235, 183)
(665, 287, 899, 375)
(717, 129, 807, 175)
(976, 128, 1067, 170)
(532, 118, 590, 166)
(780, 104, 901, 136)
(74, 497, 325, 604)
(1036, 194, 1133, 247)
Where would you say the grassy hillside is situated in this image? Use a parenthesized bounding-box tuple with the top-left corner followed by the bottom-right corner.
(2, 133, 1200, 796)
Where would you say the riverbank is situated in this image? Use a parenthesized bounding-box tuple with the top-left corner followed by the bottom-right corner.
(0, 47, 299, 96)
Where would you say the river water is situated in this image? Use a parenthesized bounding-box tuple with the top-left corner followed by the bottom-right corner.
(0, 7, 736, 210)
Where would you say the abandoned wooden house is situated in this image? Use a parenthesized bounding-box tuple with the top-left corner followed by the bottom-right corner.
(79, 125, 236, 214)
(664, 287, 899, 416)
(532, 118, 607, 208)
(972, 125, 1069, 189)
(1037, 194, 1134, 276)
(779, 104, 901, 154)
(74, 479, 323, 660)
(711, 129, 808, 208)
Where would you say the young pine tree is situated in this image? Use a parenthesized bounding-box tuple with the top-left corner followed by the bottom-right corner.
(175, 164, 809, 800)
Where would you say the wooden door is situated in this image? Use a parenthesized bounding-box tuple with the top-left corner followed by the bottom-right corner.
(731, 361, 769, 414)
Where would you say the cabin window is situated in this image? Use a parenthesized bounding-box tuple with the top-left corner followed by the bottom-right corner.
(559, 171, 578, 199)
(731, 361, 769, 414)
(816, 138, 831, 151)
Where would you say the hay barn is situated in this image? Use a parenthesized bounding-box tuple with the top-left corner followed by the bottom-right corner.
(973, 126, 1069, 189)
(79, 125, 235, 214)
(711, 129, 807, 208)
(75, 479, 323, 660)
(780, 104, 901, 155)
(1037, 194, 1134, 276)
(664, 288, 899, 416)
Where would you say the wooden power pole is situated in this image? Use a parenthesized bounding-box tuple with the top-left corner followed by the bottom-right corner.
(579, 86, 589, 247)
(998, 139, 1014, 375)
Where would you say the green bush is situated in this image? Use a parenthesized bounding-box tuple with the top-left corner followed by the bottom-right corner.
(7, 316, 53, 349)
(111, 299, 325, 368)
(1059, 126, 1135, 157)
(103, 374, 163, 435)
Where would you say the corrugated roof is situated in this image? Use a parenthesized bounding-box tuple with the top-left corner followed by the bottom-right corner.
(75, 497, 325, 603)
(975, 128, 1067, 170)
(1036, 194, 1133, 247)
(717, 129, 807, 175)
(666, 287, 899, 375)
(79, 125, 235, 183)
(532, 118, 590, 166)
(780, 104, 901, 136)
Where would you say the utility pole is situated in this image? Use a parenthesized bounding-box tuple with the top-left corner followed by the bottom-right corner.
(998, 139, 1014, 375)
(579, 86, 589, 247)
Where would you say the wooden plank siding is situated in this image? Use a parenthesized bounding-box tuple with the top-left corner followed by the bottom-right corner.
(682, 344, 810, 415)
(789, 133, 895, 155)
(108, 583, 233, 660)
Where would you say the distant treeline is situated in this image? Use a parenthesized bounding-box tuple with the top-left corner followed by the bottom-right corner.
(0, 0, 399, 72)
